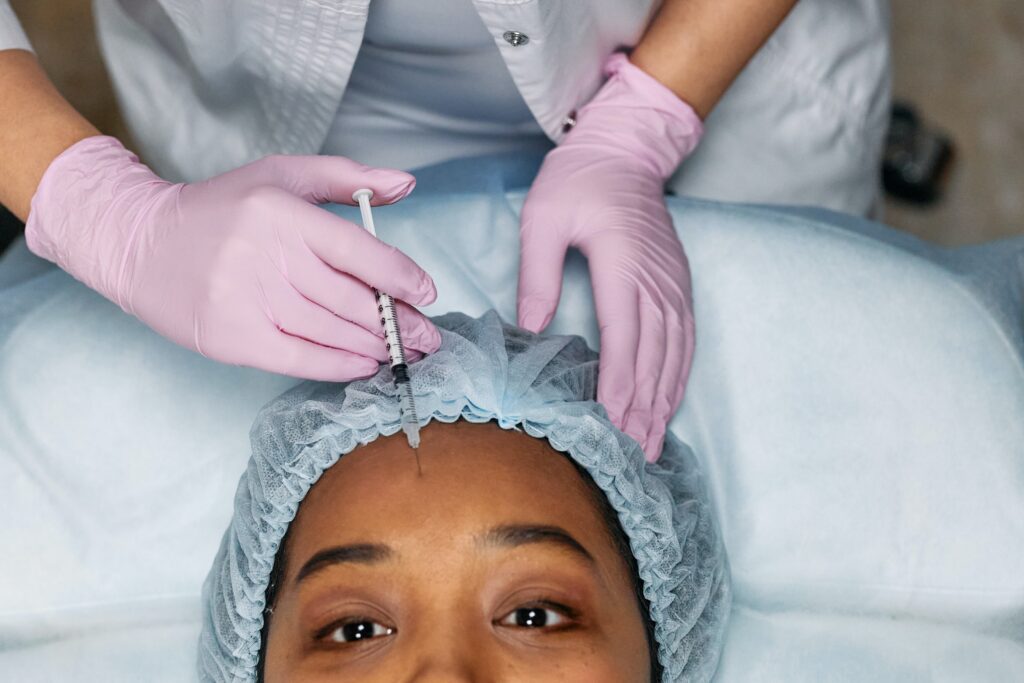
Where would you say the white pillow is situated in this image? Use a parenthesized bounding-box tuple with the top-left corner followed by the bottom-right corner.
(715, 606, 1024, 681)
(0, 252, 298, 624)
(664, 204, 1024, 631)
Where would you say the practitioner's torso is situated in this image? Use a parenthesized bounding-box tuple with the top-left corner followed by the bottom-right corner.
(320, 0, 551, 170)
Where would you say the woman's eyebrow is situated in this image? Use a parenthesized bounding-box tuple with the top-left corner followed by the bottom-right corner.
(479, 524, 596, 565)
(294, 544, 393, 585)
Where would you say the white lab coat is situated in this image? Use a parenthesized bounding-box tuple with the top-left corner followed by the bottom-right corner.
(0, 0, 890, 214)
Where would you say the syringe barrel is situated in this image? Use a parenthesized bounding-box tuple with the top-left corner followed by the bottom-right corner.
(374, 289, 408, 368)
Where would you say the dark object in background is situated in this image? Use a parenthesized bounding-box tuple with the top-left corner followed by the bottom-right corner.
(883, 102, 955, 205)
(0, 206, 24, 257)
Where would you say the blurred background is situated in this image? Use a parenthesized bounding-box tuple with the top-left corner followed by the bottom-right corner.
(2, 0, 1022, 249)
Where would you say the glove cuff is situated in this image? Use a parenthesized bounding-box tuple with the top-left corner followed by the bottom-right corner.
(570, 52, 704, 180)
(25, 135, 165, 306)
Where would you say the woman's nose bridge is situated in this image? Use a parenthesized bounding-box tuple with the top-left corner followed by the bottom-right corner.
(403, 603, 497, 683)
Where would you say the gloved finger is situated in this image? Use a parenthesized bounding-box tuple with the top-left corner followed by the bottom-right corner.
(643, 302, 689, 462)
(263, 276, 391, 362)
(266, 332, 381, 382)
(592, 266, 641, 429)
(517, 217, 569, 333)
(254, 155, 416, 206)
(622, 294, 667, 453)
(294, 200, 437, 306)
(288, 246, 441, 353)
(392, 300, 441, 354)
(644, 420, 668, 464)
(675, 307, 697, 408)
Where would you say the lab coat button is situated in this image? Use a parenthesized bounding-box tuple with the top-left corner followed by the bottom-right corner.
(503, 31, 529, 47)
(562, 111, 577, 133)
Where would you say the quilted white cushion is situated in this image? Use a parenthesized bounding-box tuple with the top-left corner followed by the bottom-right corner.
(1, 188, 1021, 653)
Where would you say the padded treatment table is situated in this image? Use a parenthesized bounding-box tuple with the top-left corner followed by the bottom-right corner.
(1, 156, 1021, 680)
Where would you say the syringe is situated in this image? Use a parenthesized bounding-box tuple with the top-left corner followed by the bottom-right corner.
(352, 189, 422, 459)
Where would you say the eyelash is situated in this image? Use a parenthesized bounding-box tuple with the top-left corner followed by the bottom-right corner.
(312, 599, 581, 646)
(496, 599, 581, 632)
(314, 617, 396, 646)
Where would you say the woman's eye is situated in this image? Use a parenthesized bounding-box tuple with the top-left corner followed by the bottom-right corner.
(323, 619, 395, 643)
(499, 606, 568, 629)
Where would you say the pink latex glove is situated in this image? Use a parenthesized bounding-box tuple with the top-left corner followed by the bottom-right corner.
(517, 53, 703, 461)
(26, 136, 441, 381)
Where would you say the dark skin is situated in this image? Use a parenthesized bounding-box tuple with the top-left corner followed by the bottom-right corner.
(263, 420, 650, 682)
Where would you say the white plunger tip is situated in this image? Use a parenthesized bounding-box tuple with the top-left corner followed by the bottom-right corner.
(352, 188, 374, 203)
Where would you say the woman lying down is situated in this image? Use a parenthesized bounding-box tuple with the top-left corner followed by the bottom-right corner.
(199, 311, 730, 682)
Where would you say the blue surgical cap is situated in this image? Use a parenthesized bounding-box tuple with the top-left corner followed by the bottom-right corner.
(199, 310, 730, 681)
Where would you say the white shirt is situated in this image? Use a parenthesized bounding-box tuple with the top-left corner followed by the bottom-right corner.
(1, 0, 891, 215)
(322, 0, 551, 170)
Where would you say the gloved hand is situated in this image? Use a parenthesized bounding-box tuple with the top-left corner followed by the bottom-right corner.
(26, 136, 440, 381)
(517, 53, 703, 461)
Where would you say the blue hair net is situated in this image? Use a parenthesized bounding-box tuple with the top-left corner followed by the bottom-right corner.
(199, 310, 730, 681)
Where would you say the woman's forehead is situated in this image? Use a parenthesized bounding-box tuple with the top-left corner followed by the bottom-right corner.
(289, 420, 606, 552)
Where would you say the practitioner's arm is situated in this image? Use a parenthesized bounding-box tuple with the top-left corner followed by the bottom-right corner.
(630, 0, 799, 118)
(0, 49, 98, 221)
(0, 51, 442, 381)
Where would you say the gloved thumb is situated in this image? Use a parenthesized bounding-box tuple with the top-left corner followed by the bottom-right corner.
(517, 220, 568, 333)
(256, 155, 416, 206)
